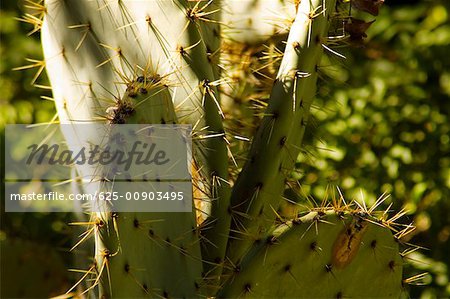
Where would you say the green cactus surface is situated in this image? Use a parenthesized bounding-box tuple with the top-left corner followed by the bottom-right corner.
(219, 211, 404, 298)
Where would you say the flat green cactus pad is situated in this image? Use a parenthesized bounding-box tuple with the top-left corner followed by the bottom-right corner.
(219, 212, 403, 298)
(93, 212, 203, 298)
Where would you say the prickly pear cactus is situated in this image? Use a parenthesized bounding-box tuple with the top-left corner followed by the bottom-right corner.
(219, 210, 404, 298)
(13, 0, 415, 297)
(226, 0, 339, 264)
(91, 76, 203, 298)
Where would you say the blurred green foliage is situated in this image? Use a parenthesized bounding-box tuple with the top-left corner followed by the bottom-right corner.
(0, 1, 54, 127)
(1, 3, 74, 297)
(0, 0, 449, 298)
